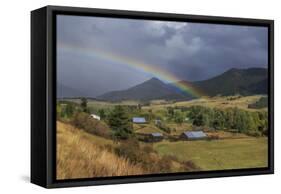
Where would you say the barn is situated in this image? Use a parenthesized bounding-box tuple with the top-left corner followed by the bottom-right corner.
(90, 114, 100, 120)
(149, 132, 164, 142)
(180, 131, 207, 140)
(132, 117, 147, 124)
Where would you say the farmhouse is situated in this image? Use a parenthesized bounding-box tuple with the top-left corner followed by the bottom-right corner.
(132, 117, 146, 124)
(149, 132, 164, 142)
(90, 114, 100, 120)
(180, 131, 207, 140)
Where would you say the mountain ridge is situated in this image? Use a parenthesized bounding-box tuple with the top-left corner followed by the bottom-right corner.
(97, 77, 190, 101)
(59, 67, 268, 100)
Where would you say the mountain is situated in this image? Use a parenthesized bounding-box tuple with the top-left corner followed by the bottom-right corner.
(59, 67, 268, 100)
(57, 84, 86, 98)
(97, 77, 190, 101)
(98, 67, 268, 101)
(191, 67, 268, 96)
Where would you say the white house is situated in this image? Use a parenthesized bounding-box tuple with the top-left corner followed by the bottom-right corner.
(90, 114, 100, 120)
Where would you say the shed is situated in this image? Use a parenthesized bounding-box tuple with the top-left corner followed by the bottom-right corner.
(132, 117, 146, 124)
(149, 132, 164, 142)
(90, 114, 101, 120)
(181, 131, 207, 140)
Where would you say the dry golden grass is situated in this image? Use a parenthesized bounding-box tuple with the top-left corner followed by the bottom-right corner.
(134, 123, 164, 134)
(142, 95, 267, 112)
(57, 121, 145, 180)
(205, 130, 249, 139)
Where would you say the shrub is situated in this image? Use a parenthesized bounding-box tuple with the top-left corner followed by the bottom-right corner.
(113, 139, 199, 174)
(114, 139, 140, 164)
(142, 145, 155, 154)
(248, 97, 268, 109)
(182, 161, 201, 171)
(72, 112, 111, 138)
(156, 122, 171, 133)
(156, 155, 173, 173)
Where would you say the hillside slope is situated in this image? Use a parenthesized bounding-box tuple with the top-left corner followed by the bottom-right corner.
(97, 77, 188, 101)
(56, 122, 144, 179)
(192, 67, 268, 96)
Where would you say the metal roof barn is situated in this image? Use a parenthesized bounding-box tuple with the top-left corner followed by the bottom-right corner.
(182, 131, 207, 139)
(151, 132, 163, 137)
(132, 117, 146, 123)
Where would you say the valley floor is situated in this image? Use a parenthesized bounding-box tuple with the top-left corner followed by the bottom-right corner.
(154, 138, 268, 171)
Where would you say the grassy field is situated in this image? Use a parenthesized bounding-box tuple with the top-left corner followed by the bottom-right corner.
(67, 99, 140, 112)
(154, 138, 268, 171)
(57, 121, 145, 179)
(142, 95, 267, 112)
(63, 95, 267, 113)
(134, 123, 165, 134)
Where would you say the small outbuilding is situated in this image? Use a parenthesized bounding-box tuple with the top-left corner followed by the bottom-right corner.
(132, 117, 147, 124)
(149, 132, 164, 142)
(180, 131, 207, 140)
(90, 114, 101, 120)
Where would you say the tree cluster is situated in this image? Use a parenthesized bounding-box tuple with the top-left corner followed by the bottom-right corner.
(188, 106, 268, 136)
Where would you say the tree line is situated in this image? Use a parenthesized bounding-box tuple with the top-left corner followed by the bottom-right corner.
(187, 106, 268, 136)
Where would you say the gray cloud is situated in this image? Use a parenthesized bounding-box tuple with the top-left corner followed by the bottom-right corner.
(57, 15, 268, 96)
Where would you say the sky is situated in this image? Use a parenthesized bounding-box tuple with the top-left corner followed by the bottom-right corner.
(57, 15, 268, 97)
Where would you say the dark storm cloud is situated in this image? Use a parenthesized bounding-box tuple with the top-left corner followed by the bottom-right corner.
(57, 15, 268, 96)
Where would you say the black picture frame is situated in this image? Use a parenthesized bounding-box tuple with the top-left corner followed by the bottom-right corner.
(31, 5, 274, 188)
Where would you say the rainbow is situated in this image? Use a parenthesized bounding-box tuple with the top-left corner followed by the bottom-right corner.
(58, 43, 204, 98)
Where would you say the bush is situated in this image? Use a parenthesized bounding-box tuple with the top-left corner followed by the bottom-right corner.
(72, 112, 88, 129)
(113, 140, 172, 172)
(246, 130, 262, 137)
(142, 145, 155, 154)
(72, 112, 111, 138)
(156, 122, 171, 133)
(248, 97, 268, 109)
(57, 102, 76, 120)
(156, 155, 173, 173)
(182, 161, 200, 171)
(114, 139, 140, 164)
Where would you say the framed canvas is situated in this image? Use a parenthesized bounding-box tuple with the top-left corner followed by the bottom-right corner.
(31, 5, 274, 188)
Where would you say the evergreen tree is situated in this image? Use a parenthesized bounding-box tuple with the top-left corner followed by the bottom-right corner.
(80, 98, 88, 112)
(108, 106, 133, 139)
(167, 107, 174, 118)
(65, 103, 74, 117)
(98, 109, 106, 120)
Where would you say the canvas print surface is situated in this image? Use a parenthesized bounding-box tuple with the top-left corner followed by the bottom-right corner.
(56, 15, 269, 180)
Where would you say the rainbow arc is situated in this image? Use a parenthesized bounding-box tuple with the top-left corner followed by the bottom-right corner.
(58, 43, 205, 98)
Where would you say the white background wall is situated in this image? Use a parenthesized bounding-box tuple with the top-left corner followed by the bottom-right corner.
(0, 0, 279, 193)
